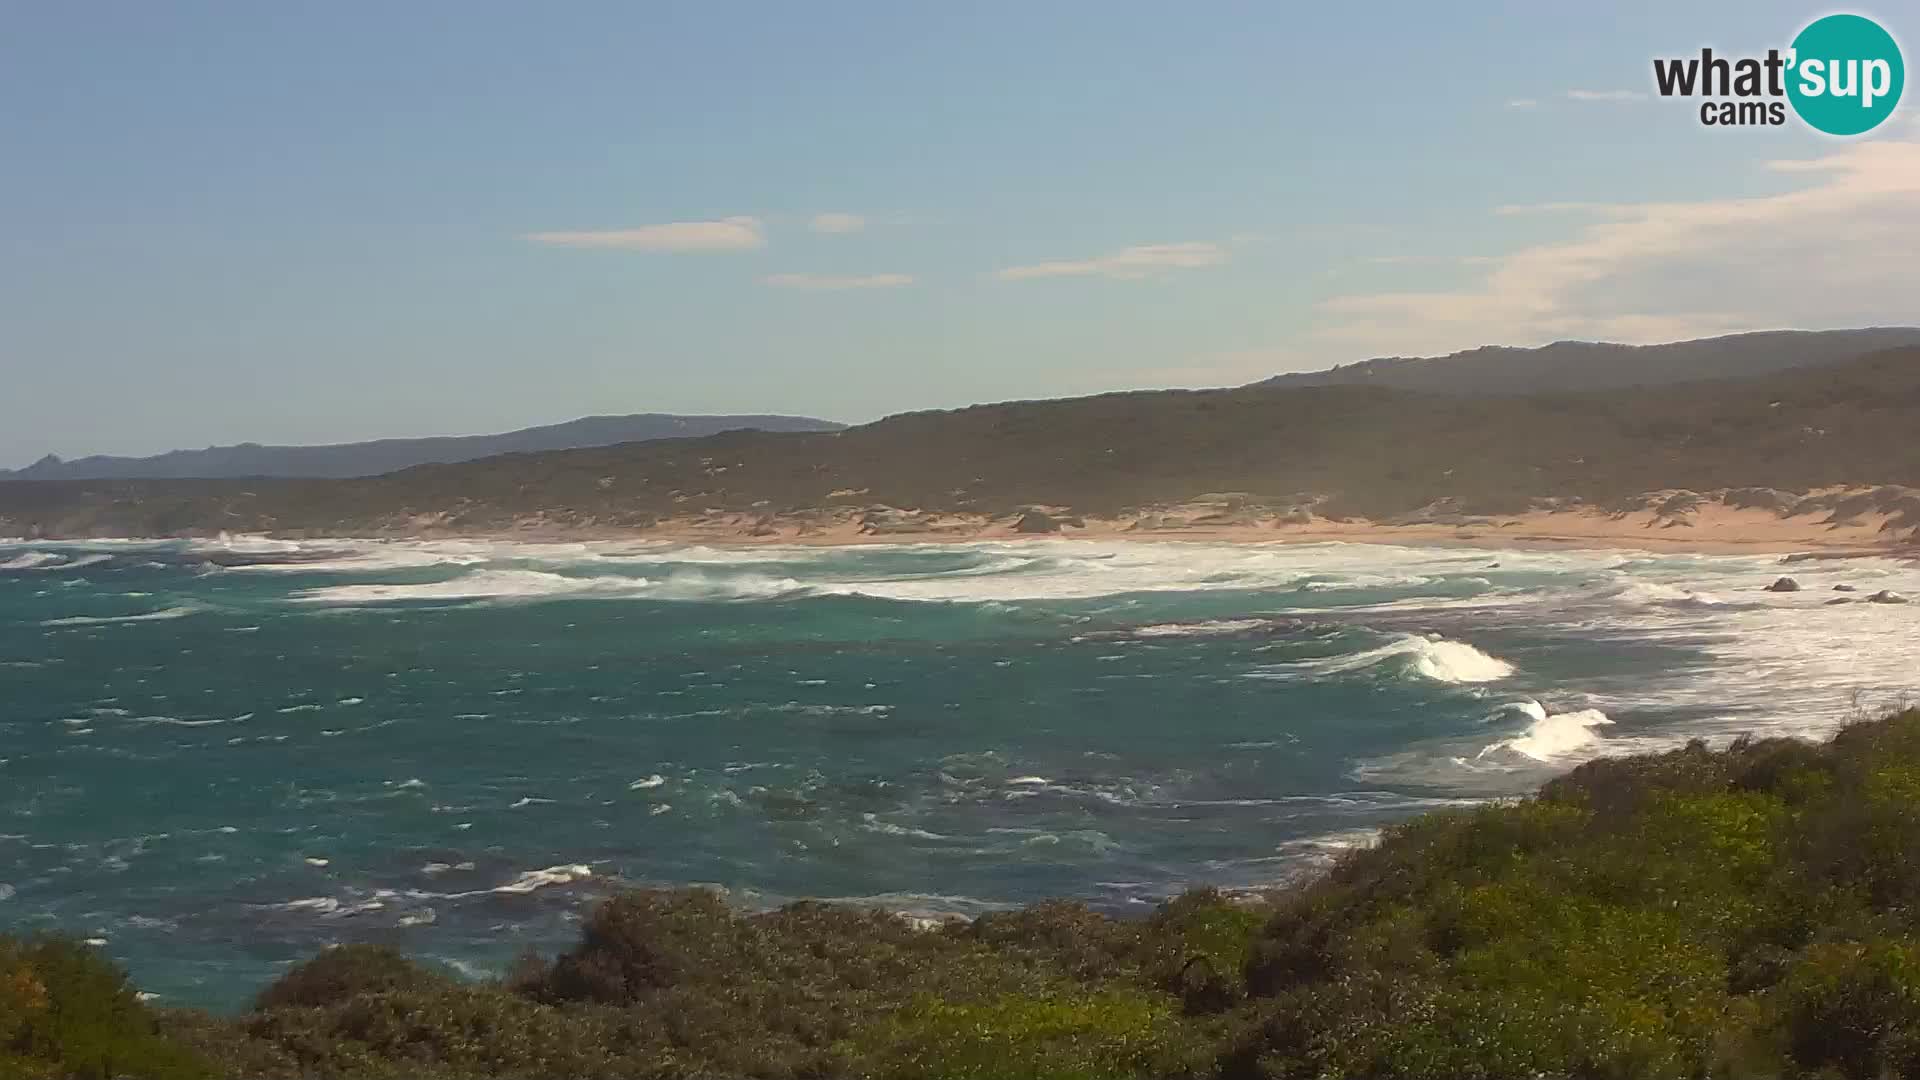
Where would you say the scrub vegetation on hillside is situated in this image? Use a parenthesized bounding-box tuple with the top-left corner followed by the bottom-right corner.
(3, 347, 1918, 538)
(11, 710, 1920, 1078)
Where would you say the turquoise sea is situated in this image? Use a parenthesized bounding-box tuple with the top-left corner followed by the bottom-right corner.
(3, 536, 1917, 1009)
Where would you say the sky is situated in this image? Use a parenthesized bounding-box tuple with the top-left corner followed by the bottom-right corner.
(2, 1, 1917, 466)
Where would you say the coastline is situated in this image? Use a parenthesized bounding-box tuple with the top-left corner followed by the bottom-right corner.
(437, 503, 1914, 559)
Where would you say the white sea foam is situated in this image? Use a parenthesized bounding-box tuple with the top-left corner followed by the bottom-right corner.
(1255, 634, 1514, 684)
(294, 569, 652, 605)
(481, 864, 593, 896)
(1608, 580, 1729, 608)
(1483, 701, 1614, 762)
(42, 604, 202, 627)
(0, 552, 61, 570)
(1128, 619, 1273, 638)
(55, 553, 114, 571)
(860, 814, 950, 840)
(135, 712, 251, 728)
(628, 774, 667, 789)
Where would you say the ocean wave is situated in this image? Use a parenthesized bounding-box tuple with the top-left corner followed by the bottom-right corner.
(135, 712, 253, 728)
(42, 604, 203, 627)
(293, 569, 651, 605)
(1252, 633, 1515, 684)
(859, 814, 950, 841)
(3, 551, 116, 572)
(0, 551, 62, 570)
(1606, 580, 1730, 608)
(1480, 700, 1614, 762)
(478, 864, 593, 896)
(1127, 618, 1274, 638)
(206, 537, 1587, 609)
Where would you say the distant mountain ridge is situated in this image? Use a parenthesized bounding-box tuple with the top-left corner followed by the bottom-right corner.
(1256, 327, 1920, 395)
(0, 413, 846, 482)
(7, 340, 1920, 540)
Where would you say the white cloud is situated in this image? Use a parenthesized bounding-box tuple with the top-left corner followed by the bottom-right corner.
(763, 272, 913, 290)
(1567, 89, 1649, 103)
(526, 216, 765, 252)
(809, 212, 867, 234)
(1315, 136, 1920, 357)
(997, 241, 1228, 281)
(1505, 98, 1540, 109)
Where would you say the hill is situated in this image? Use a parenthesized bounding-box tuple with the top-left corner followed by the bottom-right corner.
(3, 344, 1917, 540)
(1257, 327, 1920, 395)
(0, 413, 844, 482)
(12, 710, 1920, 1079)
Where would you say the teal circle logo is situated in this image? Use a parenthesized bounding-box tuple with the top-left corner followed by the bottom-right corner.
(1787, 14, 1904, 135)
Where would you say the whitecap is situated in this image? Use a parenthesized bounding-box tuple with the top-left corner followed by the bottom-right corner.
(293, 569, 651, 606)
(1254, 634, 1514, 684)
(1127, 618, 1273, 638)
(628, 774, 666, 790)
(482, 864, 593, 896)
(0, 552, 62, 570)
(41, 605, 202, 627)
(1482, 702, 1614, 762)
(860, 814, 950, 840)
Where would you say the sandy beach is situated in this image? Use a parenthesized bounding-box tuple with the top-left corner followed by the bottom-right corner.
(452, 499, 1916, 559)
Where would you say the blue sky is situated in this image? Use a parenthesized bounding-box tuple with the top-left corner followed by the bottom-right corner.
(3, 1, 1916, 464)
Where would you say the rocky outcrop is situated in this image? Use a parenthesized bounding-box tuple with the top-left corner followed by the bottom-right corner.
(1764, 577, 1802, 593)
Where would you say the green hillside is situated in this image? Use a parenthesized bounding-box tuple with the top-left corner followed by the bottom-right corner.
(3, 347, 1918, 538)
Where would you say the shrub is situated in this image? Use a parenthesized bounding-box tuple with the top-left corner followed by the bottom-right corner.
(255, 944, 451, 1011)
(0, 936, 211, 1080)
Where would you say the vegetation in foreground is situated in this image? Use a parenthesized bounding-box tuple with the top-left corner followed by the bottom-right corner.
(11, 710, 1920, 1078)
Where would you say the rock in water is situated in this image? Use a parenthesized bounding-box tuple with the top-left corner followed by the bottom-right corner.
(1834, 584, 1858, 592)
(1764, 577, 1802, 593)
(1013, 510, 1060, 534)
(1867, 590, 1910, 605)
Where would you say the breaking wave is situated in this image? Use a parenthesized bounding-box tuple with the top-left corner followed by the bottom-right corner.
(1255, 634, 1515, 684)
(1481, 701, 1614, 762)
(1, 551, 62, 570)
(294, 570, 651, 605)
(42, 604, 203, 627)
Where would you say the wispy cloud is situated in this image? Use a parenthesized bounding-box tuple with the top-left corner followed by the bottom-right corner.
(526, 216, 765, 252)
(1505, 98, 1540, 109)
(997, 241, 1228, 281)
(1567, 89, 1649, 103)
(763, 272, 913, 290)
(809, 212, 867, 234)
(1315, 136, 1920, 356)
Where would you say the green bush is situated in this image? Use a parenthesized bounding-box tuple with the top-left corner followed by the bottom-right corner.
(0, 937, 211, 1080)
(850, 988, 1212, 1080)
(254, 944, 451, 1011)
